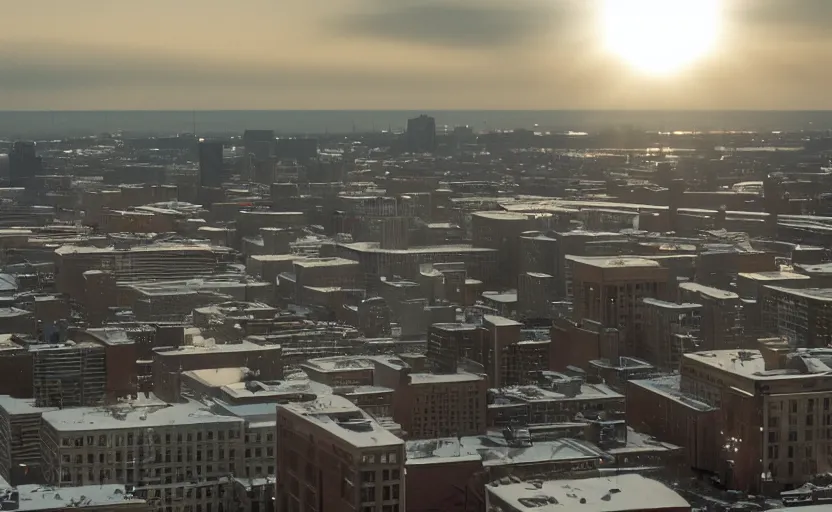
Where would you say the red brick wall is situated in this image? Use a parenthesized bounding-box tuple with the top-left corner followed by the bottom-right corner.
(0, 352, 33, 398)
(626, 381, 720, 473)
(406, 460, 483, 512)
(105, 342, 137, 402)
(550, 322, 600, 371)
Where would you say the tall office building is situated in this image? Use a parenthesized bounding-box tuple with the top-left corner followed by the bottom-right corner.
(9, 141, 42, 187)
(243, 130, 275, 161)
(198, 140, 224, 187)
(406, 115, 437, 153)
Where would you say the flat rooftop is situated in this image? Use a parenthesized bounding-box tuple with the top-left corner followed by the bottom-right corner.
(42, 399, 243, 432)
(410, 372, 482, 385)
(683, 349, 832, 382)
(567, 255, 662, 269)
(472, 211, 530, 221)
(222, 378, 331, 401)
(486, 474, 689, 512)
(483, 315, 522, 327)
(294, 257, 358, 269)
(765, 286, 832, 302)
(406, 435, 601, 467)
(642, 298, 701, 310)
(14, 484, 145, 510)
(183, 367, 250, 388)
(482, 292, 518, 304)
(628, 375, 714, 412)
(0, 396, 56, 416)
(491, 383, 623, 404)
(55, 243, 233, 255)
(154, 340, 281, 357)
(0, 334, 24, 353)
(739, 271, 811, 281)
(302, 356, 377, 372)
(431, 323, 480, 332)
(280, 395, 402, 449)
(678, 282, 738, 300)
(339, 242, 497, 255)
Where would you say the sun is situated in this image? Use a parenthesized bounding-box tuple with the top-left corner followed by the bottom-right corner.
(601, 0, 722, 75)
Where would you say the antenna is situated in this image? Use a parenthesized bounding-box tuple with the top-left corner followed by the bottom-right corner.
(192, 110, 197, 136)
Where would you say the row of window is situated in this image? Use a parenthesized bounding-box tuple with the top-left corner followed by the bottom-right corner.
(360, 452, 399, 465)
(59, 462, 234, 484)
(360, 484, 401, 502)
(59, 429, 242, 448)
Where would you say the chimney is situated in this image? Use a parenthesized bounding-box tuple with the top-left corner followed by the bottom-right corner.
(758, 337, 791, 371)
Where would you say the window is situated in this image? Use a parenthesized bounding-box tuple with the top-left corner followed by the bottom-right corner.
(363, 471, 376, 483)
(389, 452, 398, 463)
(789, 431, 798, 442)
(360, 487, 376, 502)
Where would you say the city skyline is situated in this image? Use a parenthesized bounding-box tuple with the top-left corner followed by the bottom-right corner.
(3, 0, 832, 110)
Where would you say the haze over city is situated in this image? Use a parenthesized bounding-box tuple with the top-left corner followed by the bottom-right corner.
(3, 2, 832, 512)
(3, 0, 832, 110)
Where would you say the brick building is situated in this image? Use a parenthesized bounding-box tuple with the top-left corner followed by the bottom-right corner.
(276, 395, 405, 512)
(40, 400, 245, 511)
(678, 282, 745, 351)
(626, 375, 719, 473)
(641, 298, 702, 371)
(676, 341, 832, 492)
(569, 256, 668, 356)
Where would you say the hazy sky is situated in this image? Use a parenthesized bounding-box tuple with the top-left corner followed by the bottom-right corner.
(2, 0, 830, 110)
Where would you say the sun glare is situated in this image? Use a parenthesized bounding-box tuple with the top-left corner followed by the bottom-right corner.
(602, 0, 722, 76)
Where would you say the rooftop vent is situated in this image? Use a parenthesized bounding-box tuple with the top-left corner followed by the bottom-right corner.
(518, 496, 559, 507)
(338, 418, 373, 432)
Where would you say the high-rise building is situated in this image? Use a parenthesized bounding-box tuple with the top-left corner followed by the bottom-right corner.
(568, 255, 669, 356)
(198, 141, 224, 187)
(9, 141, 42, 187)
(275, 395, 405, 512)
(243, 130, 274, 161)
(274, 138, 318, 161)
(406, 115, 436, 153)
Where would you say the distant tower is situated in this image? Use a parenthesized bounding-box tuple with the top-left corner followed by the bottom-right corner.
(198, 140, 224, 187)
(406, 115, 437, 153)
(9, 141, 42, 187)
(668, 178, 686, 233)
(763, 174, 784, 236)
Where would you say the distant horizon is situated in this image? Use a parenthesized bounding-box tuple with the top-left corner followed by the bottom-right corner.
(3, 110, 832, 138)
(4, 109, 832, 113)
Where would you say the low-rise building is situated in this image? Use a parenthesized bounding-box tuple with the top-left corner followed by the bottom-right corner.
(40, 399, 245, 511)
(485, 474, 690, 512)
